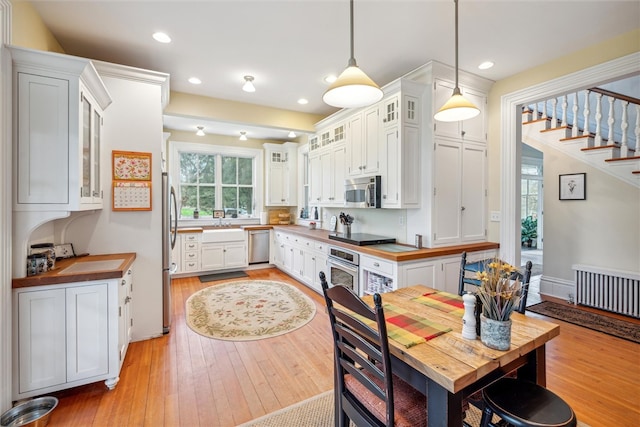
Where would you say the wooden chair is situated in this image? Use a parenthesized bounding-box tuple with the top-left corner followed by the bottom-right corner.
(319, 271, 427, 427)
(480, 377, 577, 427)
(458, 252, 533, 314)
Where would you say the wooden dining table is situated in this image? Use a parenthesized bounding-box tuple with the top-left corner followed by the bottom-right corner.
(361, 285, 560, 427)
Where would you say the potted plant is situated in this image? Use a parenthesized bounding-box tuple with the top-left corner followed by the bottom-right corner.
(521, 215, 537, 247)
(475, 259, 522, 350)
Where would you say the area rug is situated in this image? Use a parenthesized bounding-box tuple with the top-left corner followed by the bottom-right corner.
(186, 280, 316, 341)
(527, 301, 640, 344)
(237, 390, 591, 427)
(199, 270, 248, 282)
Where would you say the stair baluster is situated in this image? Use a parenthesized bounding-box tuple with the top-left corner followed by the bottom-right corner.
(635, 105, 640, 151)
(607, 96, 615, 147)
(551, 98, 558, 127)
(561, 94, 568, 128)
(582, 91, 591, 138)
(572, 93, 579, 138)
(620, 101, 630, 157)
(594, 92, 603, 146)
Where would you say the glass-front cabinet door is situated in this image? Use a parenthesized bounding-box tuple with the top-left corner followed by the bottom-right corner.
(80, 90, 103, 205)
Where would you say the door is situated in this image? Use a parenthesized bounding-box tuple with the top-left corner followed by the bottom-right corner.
(17, 288, 66, 393)
(66, 283, 109, 382)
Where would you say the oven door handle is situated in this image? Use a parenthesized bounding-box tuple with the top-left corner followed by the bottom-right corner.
(365, 183, 373, 207)
(328, 257, 359, 274)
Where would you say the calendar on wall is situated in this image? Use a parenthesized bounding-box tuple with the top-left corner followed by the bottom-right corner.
(112, 150, 152, 211)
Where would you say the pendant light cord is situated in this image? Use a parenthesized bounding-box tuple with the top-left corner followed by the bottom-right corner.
(454, 0, 460, 90)
(348, 0, 356, 67)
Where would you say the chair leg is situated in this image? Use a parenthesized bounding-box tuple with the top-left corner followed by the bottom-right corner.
(480, 406, 493, 427)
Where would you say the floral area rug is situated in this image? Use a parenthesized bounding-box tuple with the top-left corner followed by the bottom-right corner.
(186, 280, 316, 341)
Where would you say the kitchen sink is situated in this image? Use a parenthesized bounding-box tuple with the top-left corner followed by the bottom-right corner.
(202, 228, 245, 243)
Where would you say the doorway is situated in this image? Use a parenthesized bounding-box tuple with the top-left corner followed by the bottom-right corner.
(521, 144, 543, 305)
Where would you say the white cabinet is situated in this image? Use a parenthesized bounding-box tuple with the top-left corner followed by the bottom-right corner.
(432, 139, 487, 246)
(272, 231, 328, 294)
(13, 266, 133, 400)
(433, 78, 487, 143)
(309, 143, 346, 207)
(379, 82, 424, 209)
(360, 255, 397, 296)
(181, 232, 201, 273)
(10, 46, 112, 212)
(201, 243, 246, 270)
(346, 106, 380, 177)
(264, 142, 298, 206)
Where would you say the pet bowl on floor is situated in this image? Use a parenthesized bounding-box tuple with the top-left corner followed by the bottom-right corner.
(1, 397, 58, 427)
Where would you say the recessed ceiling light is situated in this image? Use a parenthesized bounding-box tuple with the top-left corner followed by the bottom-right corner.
(239, 131, 248, 141)
(478, 61, 494, 70)
(188, 77, 202, 85)
(324, 75, 337, 84)
(297, 98, 309, 105)
(288, 131, 297, 138)
(196, 126, 205, 136)
(152, 32, 171, 43)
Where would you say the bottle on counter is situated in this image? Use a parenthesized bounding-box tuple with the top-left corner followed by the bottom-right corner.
(314, 206, 319, 220)
(462, 292, 477, 340)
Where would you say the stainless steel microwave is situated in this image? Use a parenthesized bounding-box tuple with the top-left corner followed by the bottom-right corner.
(344, 175, 381, 208)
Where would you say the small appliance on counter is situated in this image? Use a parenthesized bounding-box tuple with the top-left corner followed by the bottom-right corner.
(329, 233, 395, 246)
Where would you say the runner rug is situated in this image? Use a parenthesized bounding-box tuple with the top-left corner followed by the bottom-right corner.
(527, 301, 640, 344)
(237, 390, 591, 427)
(186, 280, 316, 341)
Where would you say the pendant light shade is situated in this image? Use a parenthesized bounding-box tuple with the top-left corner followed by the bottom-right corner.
(323, 0, 382, 109)
(434, 0, 480, 122)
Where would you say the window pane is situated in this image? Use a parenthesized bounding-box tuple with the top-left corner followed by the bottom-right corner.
(222, 156, 237, 184)
(199, 155, 216, 183)
(222, 187, 238, 217)
(200, 186, 215, 216)
(180, 153, 199, 183)
(521, 180, 528, 194)
(239, 187, 253, 215)
(526, 196, 538, 217)
(238, 157, 252, 185)
(521, 196, 528, 219)
(180, 185, 197, 217)
(528, 180, 538, 195)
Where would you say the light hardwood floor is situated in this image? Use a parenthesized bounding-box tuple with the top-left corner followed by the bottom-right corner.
(44, 268, 639, 426)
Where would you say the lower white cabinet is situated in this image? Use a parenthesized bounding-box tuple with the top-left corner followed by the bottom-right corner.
(272, 230, 328, 293)
(201, 242, 247, 270)
(13, 265, 134, 400)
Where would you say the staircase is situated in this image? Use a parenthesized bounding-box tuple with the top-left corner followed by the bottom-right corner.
(522, 87, 640, 188)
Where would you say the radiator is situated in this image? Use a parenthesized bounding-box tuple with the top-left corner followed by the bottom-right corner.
(573, 264, 640, 318)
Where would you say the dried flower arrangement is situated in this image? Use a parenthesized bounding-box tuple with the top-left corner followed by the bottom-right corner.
(475, 259, 522, 321)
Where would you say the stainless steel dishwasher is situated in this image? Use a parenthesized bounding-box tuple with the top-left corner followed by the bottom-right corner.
(248, 229, 270, 264)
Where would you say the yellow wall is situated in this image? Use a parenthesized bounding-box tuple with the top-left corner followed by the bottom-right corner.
(165, 91, 325, 134)
(485, 29, 640, 241)
(11, 0, 63, 52)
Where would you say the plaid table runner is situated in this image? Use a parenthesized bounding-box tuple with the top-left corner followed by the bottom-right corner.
(382, 304, 452, 347)
(411, 291, 465, 317)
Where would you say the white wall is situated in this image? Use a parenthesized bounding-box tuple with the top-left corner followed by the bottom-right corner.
(61, 63, 168, 341)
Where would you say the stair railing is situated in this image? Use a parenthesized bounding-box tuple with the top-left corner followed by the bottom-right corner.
(527, 88, 639, 157)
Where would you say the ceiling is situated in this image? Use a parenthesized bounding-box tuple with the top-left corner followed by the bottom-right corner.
(28, 1, 640, 140)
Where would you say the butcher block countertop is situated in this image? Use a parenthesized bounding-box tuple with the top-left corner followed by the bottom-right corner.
(12, 252, 137, 289)
(269, 225, 499, 262)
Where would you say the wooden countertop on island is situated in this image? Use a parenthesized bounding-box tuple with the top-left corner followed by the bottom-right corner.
(13, 252, 137, 288)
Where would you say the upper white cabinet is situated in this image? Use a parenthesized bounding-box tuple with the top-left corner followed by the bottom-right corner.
(10, 46, 112, 212)
(379, 81, 424, 209)
(264, 142, 298, 206)
(346, 105, 380, 177)
(309, 143, 346, 206)
(433, 78, 487, 143)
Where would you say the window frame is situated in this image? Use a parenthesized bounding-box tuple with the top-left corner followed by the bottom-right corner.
(170, 141, 263, 222)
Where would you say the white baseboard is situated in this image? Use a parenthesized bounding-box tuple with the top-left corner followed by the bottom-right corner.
(539, 275, 575, 301)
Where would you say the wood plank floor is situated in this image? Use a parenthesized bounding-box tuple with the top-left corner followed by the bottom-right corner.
(44, 268, 639, 426)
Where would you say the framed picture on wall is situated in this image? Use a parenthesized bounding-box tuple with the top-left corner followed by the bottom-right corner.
(559, 173, 586, 200)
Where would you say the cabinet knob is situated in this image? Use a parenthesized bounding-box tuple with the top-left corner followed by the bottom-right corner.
(125, 296, 131, 304)
(374, 262, 380, 267)
(461, 206, 466, 211)
(121, 279, 126, 286)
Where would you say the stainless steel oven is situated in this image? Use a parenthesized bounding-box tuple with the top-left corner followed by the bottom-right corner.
(327, 246, 360, 296)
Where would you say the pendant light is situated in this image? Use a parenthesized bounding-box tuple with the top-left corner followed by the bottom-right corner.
(434, 0, 480, 122)
(323, 0, 383, 109)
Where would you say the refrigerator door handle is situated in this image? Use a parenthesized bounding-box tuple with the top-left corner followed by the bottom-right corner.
(170, 262, 178, 274)
(170, 186, 178, 249)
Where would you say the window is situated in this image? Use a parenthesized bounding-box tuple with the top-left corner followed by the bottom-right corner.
(521, 160, 542, 219)
(172, 142, 263, 220)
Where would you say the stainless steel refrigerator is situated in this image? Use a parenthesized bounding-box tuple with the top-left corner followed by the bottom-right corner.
(162, 171, 178, 334)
